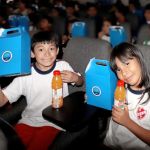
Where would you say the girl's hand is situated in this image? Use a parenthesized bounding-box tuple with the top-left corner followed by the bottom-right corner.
(112, 105, 131, 127)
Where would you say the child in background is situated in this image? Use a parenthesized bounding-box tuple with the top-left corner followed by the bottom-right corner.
(37, 15, 53, 32)
(104, 42, 150, 150)
(98, 17, 116, 43)
(0, 31, 84, 150)
(62, 19, 78, 47)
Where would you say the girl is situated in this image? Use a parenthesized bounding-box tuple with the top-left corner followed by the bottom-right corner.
(104, 42, 150, 150)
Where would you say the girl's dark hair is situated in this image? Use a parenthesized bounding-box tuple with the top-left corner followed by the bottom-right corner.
(31, 31, 61, 51)
(110, 42, 150, 102)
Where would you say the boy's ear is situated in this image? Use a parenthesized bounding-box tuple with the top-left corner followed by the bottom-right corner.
(31, 51, 35, 58)
(57, 48, 59, 55)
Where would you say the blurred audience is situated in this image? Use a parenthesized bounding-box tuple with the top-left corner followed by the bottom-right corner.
(0, 0, 150, 45)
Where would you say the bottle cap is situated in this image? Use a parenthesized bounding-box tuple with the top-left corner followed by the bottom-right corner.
(117, 80, 124, 86)
(53, 70, 61, 75)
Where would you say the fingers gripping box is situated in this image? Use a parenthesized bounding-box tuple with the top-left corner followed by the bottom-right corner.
(0, 27, 31, 76)
(85, 58, 117, 110)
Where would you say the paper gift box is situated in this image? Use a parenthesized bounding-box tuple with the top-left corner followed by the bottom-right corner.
(109, 26, 127, 48)
(71, 21, 88, 37)
(85, 58, 117, 110)
(0, 27, 31, 76)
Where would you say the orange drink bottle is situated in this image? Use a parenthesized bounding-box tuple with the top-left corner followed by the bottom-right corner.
(114, 80, 126, 109)
(52, 70, 63, 108)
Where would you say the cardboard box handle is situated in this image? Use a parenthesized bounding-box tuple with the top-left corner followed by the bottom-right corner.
(96, 61, 107, 66)
(2, 27, 21, 36)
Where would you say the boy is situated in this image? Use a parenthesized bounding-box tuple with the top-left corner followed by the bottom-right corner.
(0, 31, 84, 150)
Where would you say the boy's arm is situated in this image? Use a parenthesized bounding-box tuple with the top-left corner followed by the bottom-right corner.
(0, 88, 9, 107)
(73, 73, 84, 86)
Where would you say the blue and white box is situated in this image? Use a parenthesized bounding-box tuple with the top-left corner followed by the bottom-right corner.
(71, 21, 88, 37)
(8, 15, 30, 31)
(109, 26, 127, 48)
(85, 58, 117, 110)
(0, 27, 31, 76)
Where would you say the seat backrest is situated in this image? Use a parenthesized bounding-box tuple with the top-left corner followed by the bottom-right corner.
(126, 13, 140, 36)
(120, 22, 132, 42)
(52, 17, 66, 36)
(83, 18, 96, 38)
(136, 44, 150, 72)
(137, 24, 150, 44)
(62, 37, 112, 94)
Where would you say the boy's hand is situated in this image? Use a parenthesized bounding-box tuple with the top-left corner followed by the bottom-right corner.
(61, 70, 78, 83)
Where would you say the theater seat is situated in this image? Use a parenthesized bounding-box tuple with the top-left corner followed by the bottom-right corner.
(137, 24, 150, 45)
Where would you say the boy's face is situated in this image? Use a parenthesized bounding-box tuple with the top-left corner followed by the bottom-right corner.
(31, 42, 59, 71)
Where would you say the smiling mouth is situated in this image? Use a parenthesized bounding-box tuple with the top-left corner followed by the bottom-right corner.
(43, 59, 51, 61)
(125, 76, 132, 83)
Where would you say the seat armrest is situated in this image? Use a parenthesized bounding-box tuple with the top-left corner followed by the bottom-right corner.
(0, 96, 27, 124)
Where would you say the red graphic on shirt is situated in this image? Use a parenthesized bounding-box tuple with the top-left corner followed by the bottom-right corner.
(137, 107, 147, 120)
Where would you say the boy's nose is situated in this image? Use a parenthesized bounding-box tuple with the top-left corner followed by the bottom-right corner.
(45, 50, 51, 56)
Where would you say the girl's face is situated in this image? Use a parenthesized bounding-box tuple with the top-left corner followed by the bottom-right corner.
(31, 42, 58, 71)
(115, 57, 142, 90)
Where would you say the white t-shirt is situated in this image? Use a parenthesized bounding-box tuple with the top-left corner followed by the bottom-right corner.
(2, 60, 76, 130)
(101, 35, 110, 43)
(104, 87, 150, 150)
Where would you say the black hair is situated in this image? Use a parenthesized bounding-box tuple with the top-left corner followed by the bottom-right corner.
(110, 42, 150, 102)
(144, 3, 150, 12)
(31, 31, 61, 52)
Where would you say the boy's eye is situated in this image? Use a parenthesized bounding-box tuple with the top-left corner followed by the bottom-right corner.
(49, 47, 55, 51)
(38, 48, 43, 51)
(50, 48, 54, 51)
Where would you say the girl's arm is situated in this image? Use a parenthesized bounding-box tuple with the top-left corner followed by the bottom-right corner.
(112, 106, 150, 145)
(125, 118, 150, 145)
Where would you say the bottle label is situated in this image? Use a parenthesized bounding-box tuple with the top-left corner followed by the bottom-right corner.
(114, 99, 124, 109)
(52, 88, 63, 108)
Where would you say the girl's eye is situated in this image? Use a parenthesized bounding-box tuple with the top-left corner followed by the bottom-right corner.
(38, 48, 43, 51)
(125, 62, 129, 66)
(116, 68, 121, 72)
